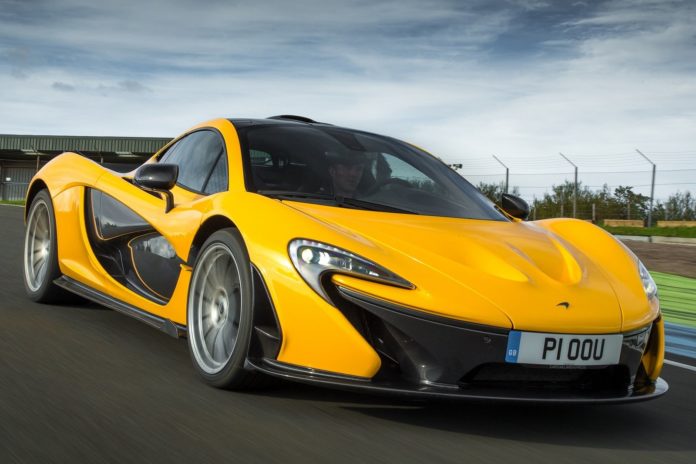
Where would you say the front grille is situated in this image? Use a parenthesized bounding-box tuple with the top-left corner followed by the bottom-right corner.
(460, 363, 631, 393)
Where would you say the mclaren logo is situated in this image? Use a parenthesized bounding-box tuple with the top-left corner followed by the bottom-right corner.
(556, 301, 570, 309)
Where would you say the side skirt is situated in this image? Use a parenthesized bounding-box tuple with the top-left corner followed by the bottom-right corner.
(54, 275, 186, 338)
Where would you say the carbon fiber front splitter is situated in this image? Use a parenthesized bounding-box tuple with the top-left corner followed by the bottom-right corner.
(247, 358, 668, 404)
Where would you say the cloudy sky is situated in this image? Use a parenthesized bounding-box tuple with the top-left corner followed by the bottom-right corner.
(1, 0, 695, 200)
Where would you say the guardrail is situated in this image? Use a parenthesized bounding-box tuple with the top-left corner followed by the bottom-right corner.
(617, 235, 696, 246)
(604, 219, 644, 227)
(658, 221, 696, 228)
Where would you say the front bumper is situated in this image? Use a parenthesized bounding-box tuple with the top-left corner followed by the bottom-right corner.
(252, 285, 668, 403)
(250, 360, 668, 403)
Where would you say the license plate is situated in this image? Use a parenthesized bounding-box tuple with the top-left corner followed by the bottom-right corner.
(505, 331, 623, 366)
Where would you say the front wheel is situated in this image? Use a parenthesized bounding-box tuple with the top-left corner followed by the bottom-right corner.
(23, 189, 68, 303)
(187, 228, 261, 389)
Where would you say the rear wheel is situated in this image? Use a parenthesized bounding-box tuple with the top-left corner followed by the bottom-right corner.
(187, 228, 261, 389)
(23, 189, 67, 303)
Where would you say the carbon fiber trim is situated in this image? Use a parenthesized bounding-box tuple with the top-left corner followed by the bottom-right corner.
(53, 275, 186, 338)
(248, 358, 668, 403)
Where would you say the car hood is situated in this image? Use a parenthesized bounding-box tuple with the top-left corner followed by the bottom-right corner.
(285, 201, 655, 333)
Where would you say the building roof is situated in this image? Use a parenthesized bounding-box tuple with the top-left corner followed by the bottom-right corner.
(0, 134, 173, 163)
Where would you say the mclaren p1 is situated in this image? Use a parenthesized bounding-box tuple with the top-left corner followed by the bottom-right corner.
(23, 115, 667, 402)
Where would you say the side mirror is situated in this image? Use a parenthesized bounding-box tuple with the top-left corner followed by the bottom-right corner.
(501, 193, 529, 220)
(134, 164, 178, 213)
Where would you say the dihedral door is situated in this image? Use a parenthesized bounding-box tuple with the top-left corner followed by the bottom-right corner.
(85, 188, 182, 304)
(82, 128, 229, 305)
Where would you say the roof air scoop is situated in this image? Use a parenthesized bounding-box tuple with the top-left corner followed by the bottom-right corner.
(267, 115, 317, 123)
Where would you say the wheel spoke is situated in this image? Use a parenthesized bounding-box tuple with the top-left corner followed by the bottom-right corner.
(203, 277, 217, 298)
(36, 261, 47, 285)
(220, 320, 236, 356)
(204, 323, 219, 349)
(33, 254, 45, 273)
(209, 258, 224, 288)
(36, 213, 48, 235)
(215, 255, 230, 279)
(203, 318, 215, 336)
(201, 255, 217, 288)
(200, 295, 213, 316)
(35, 227, 48, 242)
(31, 226, 39, 253)
(212, 326, 227, 361)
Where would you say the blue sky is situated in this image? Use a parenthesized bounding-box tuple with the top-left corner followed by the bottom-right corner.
(1, 0, 695, 200)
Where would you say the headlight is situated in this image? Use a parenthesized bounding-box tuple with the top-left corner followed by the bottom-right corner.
(288, 239, 413, 301)
(638, 260, 658, 300)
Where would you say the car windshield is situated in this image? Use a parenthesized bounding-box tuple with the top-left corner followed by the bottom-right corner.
(238, 123, 507, 221)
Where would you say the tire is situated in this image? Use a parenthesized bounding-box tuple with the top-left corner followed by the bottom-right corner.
(187, 228, 261, 389)
(23, 189, 69, 303)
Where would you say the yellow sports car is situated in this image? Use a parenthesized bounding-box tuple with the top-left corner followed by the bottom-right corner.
(23, 116, 666, 402)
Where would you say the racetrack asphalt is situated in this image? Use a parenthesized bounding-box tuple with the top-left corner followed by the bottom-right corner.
(1, 204, 695, 463)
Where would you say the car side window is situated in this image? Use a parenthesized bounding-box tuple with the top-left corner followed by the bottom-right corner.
(159, 130, 227, 194)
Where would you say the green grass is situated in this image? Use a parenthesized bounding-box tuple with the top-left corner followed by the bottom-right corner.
(603, 225, 696, 238)
(0, 200, 25, 206)
(651, 271, 696, 328)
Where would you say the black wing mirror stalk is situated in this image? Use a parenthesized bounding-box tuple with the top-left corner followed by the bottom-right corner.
(501, 193, 530, 220)
(134, 164, 179, 213)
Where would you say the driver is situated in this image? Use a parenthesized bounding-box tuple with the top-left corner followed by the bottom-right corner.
(326, 150, 368, 197)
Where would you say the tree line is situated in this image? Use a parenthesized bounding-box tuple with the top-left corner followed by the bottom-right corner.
(476, 181, 696, 222)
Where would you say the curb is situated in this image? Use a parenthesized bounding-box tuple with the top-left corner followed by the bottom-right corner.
(617, 235, 696, 246)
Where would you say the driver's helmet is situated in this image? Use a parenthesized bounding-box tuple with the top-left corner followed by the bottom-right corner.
(325, 149, 369, 167)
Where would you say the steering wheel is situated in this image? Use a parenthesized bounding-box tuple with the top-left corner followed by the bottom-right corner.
(366, 177, 412, 195)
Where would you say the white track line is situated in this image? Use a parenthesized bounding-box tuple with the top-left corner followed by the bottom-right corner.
(665, 359, 696, 372)
(0, 203, 24, 207)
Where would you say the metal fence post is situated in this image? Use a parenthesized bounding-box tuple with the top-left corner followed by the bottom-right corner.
(627, 199, 631, 220)
(636, 149, 656, 227)
(559, 152, 578, 218)
(492, 155, 509, 196)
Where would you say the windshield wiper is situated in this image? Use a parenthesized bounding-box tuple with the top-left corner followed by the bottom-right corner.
(335, 196, 419, 214)
(256, 190, 418, 214)
(256, 191, 335, 201)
